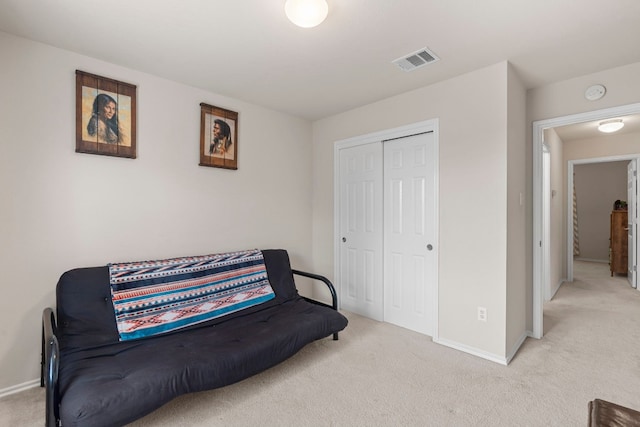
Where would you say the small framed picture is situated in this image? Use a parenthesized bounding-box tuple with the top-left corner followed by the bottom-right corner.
(199, 103, 238, 170)
(76, 70, 137, 159)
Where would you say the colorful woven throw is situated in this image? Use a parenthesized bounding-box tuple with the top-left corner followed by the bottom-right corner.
(109, 249, 275, 341)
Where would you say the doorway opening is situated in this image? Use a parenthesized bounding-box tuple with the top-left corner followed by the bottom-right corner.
(532, 102, 640, 339)
(568, 157, 638, 284)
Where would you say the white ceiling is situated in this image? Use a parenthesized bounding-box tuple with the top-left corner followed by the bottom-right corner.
(1, 0, 640, 120)
(555, 114, 640, 141)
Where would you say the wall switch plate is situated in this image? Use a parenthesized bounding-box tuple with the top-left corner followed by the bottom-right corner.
(478, 307, 487, 322)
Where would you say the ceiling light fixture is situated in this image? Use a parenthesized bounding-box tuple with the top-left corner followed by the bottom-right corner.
(285, 0, 328, 28)
(598, 119, 624, 133)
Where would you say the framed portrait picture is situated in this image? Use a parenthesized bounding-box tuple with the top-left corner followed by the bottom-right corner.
(199, 103, 238, 170)
(76, 70, 137, 159)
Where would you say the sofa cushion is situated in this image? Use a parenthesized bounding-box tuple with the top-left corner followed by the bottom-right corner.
(57, 249, 300, 349)
(58, 297, 348, 427)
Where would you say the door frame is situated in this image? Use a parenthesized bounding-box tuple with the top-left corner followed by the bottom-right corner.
(542, 144, 551, 301)
(628, 159, 638, 288)
(532, 102, 640, 339)
(334, 119, 439, 340)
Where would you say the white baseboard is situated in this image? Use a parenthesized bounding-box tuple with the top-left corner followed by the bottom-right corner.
(550, 279, 564, 300)
(506, 331, 528, 364)
(0, 379, 40, 399)
(574, 257, 608, 264)
(434, 337, 508, 366)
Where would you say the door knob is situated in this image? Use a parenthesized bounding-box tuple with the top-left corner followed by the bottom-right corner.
(427, 244, 433, 251)
(342, 237, 347, 243)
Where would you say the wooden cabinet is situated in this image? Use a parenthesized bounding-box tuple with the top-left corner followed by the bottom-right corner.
(610, 210, 628, 276)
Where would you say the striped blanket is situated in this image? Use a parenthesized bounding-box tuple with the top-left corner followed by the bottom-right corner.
(109, 249, 275, 341)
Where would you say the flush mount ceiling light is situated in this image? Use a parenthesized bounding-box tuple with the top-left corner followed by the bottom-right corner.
(285, 0, 328, 28)
(598, 119, 624, 133)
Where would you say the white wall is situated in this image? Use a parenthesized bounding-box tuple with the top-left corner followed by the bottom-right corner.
(506, 64, 527, 358)
(312, 62, 520, 361)
(0, 32, 314, 390)
(564, 131, 640, 161)
(545, 129, 566, 291)
(527, 63, 640, 122)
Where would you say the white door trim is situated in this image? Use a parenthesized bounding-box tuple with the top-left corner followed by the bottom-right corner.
(532, 102, 640, 339)
(628, 159, 638, 289)
(334, 119, 439, 340)
(542, 145, 551, 301)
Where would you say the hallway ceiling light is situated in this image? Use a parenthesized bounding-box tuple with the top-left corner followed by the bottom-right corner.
(598, 119, 624, 133)
(285, 0, 328, 28)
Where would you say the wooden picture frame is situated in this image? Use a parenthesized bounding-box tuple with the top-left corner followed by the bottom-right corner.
(76, 70, 137, 159)
(199, 103, 238, 170)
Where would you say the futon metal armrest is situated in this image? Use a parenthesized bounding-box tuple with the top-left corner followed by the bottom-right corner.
(41, 307, 60, 427)
(292, 269, 340, 340)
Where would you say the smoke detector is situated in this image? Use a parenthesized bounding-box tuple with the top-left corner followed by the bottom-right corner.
(392, 47, 440, 72)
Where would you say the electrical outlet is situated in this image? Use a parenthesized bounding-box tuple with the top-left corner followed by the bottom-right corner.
(477, 307, 487, 322)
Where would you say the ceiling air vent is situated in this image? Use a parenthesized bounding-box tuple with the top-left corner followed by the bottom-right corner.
(392, 47, 440, 72)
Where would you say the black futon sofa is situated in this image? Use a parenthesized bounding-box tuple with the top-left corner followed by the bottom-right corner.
(41, 249, 348, 426)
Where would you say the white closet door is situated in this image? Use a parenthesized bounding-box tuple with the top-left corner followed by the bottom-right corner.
(338, 142, 384, 320)
(383, 132, 436, 335)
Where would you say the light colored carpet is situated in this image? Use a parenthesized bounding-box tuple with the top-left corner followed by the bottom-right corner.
(2, 261, 640, 426)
